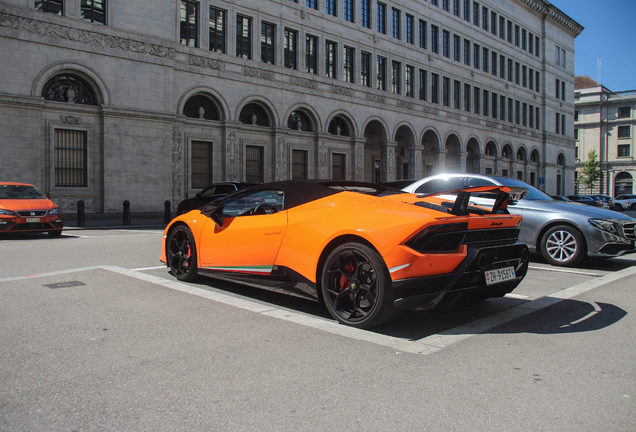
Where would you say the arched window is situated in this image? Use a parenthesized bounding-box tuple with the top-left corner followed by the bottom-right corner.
(516, 147, 527, 161)
(328, 116, 351, 136)
(485, 142, 497, 157)
(557, 153, 565, 166)
(239, 103, 270, 126)
(184, 95, 220, 120)
(42, 74, 98, 105)
(288, 111, 312, 131)
(502, 145, 513, 159)
(531, 150, 540, 163)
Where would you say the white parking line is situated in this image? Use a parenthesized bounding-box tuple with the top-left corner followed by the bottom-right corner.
(3, 264, 635, 355)
(528, 265, 600, 277)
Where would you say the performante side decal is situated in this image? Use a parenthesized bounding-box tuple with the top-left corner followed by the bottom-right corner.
(200, 266, 273, 275)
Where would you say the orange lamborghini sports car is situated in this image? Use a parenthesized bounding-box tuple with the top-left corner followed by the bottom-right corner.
(161, 180, 529, 328)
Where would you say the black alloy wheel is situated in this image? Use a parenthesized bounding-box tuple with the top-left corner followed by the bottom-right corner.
(167, 225, 198, 281)
(321, 242, 401, 329)
(540, 225, 586, 267)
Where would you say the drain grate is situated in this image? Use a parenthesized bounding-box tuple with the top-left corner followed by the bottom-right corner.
(44, 281, 87, 289)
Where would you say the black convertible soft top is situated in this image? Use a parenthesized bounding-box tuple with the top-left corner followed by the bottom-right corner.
(238, 180, 404, 210)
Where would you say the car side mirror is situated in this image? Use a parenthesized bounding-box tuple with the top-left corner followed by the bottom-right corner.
(202, 200, 225, 227)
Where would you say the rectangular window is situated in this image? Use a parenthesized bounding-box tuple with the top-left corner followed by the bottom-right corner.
(326, 0, 336, 16)
(392, 8, 401, 39)
(431, 0, 438, 6)
(500, 95, 506, 121)
(306, 0, 317, 9)
(431, 73, 439, 104)
(522, 103, 527, 126)
(406, 14, 414, 44)
(419, 20, 427, 49)
(483, 47, 488, 72)
(236, 15, 251, 59)
(499, 16, 505, 39)
(562, 81, 566, 101)
(292, 149, 308, 179)
(431, 26, 439, 54)
(562, 114, 566, 135)
(361, 0, 371, 28)
(344, 0, 353, 22)
(507, 20, 512, 43)
(454, 80, 461, 109)
(555, 112, 560, 134)
(180, 0, 198, 47)
(491, 11, 497, 35)
(499, 55, 505, 79)
(574, 110, 579, 121)
(377, 56, 386, 90)
(284, 29, 297, 69)
(405, 65, 415, 97)
(305, 35, 318, 74)
(474, 86, 480, 114)
(507, 59, 513, 82)
(81, 0, 106, 24)
(618, 145, 631, 157)
(332, 153, 346, 180)
(491, 92, 497, 119)
(454, 35, 461, 61)
(618, 126, 631, 138)
(536, 71, 540, 92)
(464, 83, 471, 111)
(618, 107, 631, 118)
(209, 7, 226, 53)
(442, 31, 450, 57)
(473, 43, 480, 69)
(515, 100, 520, 124)
(377, 3, 386, 34)
(514, 24, 520, 46)
(361, 51, 371, 87)
(556, 78, 560, 99)
(529, 105, 534, 128)
(325, 41, 337, 78)
(522, 28, 527, 50)
(464, 39, 470, 65)
(261, 22, 276, 64)
(473, 2, 479, 26)
(522, 65, 527, 87)
(344, 46, 354, 83)
(392, 61, 401, 94)
(443, 0, 449, 12)
(54, 129, 87, 187)
(453, 0, 460, 17)
(483, 89, 489, 116)
(443, 77, 450, 106)
(535, 36, 540, 57)
(514, 62, 520, 84)
(529, 68, 534, 90)
(191, 141, 213, 189)
(482, 7, 488, 31)
(464, 0, 470, 22)
(246, 146, 264, 183)
(536, 107, 540, 129)
(528, 32, 534, 54)
(508, 98, 513, 123)
(419, 69, 428, 101)
(491, 51, 497, 76)
(35, 0, 63, 15)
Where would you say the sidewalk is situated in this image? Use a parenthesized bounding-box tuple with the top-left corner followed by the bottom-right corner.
(64, 216, 167, 230)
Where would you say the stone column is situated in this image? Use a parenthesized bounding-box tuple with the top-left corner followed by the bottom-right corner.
(380, 140, 397, 183)
(354, 138, 366, 181)
(436, 148, 447, 174)
(459, 151, 468, 173)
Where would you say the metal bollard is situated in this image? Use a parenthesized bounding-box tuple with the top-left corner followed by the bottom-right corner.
(123, 200, 131, 225)
(164, 200, 172, 224)
(76, 200, 86, 227)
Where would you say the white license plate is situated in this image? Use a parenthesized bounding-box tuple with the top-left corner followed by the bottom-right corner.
(485, 266, 516, 285)
(26, 218, 40, 223)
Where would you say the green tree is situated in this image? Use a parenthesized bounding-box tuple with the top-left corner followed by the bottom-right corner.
(579, 149, 601, 193)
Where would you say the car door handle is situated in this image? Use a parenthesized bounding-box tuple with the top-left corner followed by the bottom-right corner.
(265, 229, 281, 235)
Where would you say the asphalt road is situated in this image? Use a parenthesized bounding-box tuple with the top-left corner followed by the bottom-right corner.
(1, 226, 635, 431)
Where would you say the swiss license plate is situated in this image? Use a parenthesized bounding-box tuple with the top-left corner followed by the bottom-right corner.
(26, 218, 40, 223)
(485, 266, 516, 285)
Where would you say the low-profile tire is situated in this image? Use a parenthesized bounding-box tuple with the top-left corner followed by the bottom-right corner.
(48, 230, 62, 238)
(631, 203, 636, 211)
(540, 225, 586, 267)
(320, 242, 401, 329)
(166, 225, 198, 281)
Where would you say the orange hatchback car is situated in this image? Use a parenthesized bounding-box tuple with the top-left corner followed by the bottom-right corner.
(0, 183, 64, 237)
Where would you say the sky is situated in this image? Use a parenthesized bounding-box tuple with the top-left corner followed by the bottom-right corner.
(550, 0, 636, 92)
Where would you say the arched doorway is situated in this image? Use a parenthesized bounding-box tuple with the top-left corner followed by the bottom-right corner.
(395, 125, 415, 180)
(615, 172, 634, 196)
(363, 120, 387, 183)
(421, 130, 439, 176)
(444, 134, 461, 173)
(465, 138, 480, 174)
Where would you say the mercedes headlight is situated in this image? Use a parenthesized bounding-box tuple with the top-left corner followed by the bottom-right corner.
(588, 218, 618, 234)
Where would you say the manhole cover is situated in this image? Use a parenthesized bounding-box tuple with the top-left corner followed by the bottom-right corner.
(44, 281, 87, 289)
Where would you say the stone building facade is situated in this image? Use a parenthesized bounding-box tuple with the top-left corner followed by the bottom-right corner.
(574, 76, 636, 197)
(0, 0, 582, 215)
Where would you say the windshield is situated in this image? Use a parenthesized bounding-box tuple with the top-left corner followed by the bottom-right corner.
(490, 177, 552, 200)
(0, 184, 47, 199)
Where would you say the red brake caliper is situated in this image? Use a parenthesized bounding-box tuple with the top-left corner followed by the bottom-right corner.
(339, 262, 355, 291)
(184, 244, 191, 269)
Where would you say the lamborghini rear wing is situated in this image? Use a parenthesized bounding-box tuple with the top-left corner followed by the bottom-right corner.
(416, 185, 528, 216)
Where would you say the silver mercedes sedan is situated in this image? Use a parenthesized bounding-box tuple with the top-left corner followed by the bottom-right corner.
(401, 174, 636, 267)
